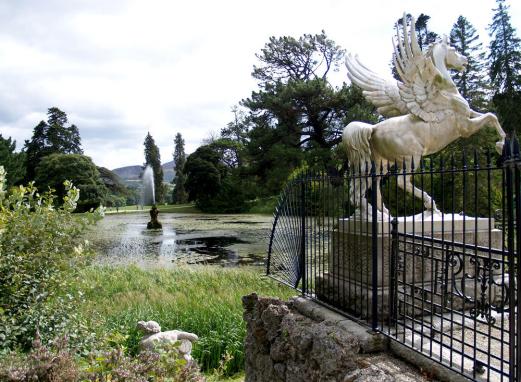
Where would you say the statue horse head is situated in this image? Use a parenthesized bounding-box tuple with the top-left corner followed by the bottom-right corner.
(428, 36, 468, 87)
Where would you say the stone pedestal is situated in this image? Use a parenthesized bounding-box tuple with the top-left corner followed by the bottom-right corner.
(316, 213, 504, 320)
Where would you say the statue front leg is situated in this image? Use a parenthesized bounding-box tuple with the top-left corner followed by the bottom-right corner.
(397, 174, 441, 215)
(468, 111, 506, 154)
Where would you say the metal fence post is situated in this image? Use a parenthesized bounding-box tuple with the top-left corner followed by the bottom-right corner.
(389, 218, 398, 325)
(300, 179, 306, 296)
(504, 135, 520, 382)
(371, 162, 379, 331)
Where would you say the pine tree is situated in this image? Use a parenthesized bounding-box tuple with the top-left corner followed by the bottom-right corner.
(172, 133, 187, 204)
(488, 0, 521, 93)
(488, 0, 521, 134)
(143, 132, 164, 203)
(24, 107, 83, 181)
(450, 16, 489, 110)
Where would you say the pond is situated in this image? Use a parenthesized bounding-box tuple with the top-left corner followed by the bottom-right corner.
(87, 212, 273, 268)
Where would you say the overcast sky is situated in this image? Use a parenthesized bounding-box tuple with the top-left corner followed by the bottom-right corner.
(0, 0, 519, 169)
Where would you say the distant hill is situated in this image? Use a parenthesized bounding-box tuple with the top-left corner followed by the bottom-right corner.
(112, 160, 175, 183)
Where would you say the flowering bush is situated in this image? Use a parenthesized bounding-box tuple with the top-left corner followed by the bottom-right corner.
(0, 166, 104, 351)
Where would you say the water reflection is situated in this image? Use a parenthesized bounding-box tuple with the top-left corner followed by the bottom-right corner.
(89, 213, 269, 268)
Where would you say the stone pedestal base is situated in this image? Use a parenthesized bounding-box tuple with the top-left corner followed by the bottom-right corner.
(316, 214, 504, 319)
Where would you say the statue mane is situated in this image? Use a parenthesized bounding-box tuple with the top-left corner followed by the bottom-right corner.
(426, 38, 456, 89)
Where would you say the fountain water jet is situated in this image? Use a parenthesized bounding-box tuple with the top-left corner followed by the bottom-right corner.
(142, 166, 155, 206)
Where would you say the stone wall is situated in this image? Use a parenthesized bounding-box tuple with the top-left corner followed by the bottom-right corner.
(242, 293, 442, 382)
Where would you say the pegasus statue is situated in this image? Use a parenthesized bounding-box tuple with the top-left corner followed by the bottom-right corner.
(343, 14, 506, 217)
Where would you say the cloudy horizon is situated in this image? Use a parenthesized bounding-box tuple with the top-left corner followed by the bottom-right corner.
(1, 0, 519, 169)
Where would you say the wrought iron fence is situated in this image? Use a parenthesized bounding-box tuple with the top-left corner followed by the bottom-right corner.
(267, 137, 521, 382)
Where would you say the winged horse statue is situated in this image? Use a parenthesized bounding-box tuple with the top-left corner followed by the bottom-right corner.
(343, 14, 506, 218)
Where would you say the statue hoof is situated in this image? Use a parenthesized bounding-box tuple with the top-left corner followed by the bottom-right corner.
(496, 140, 504, 155)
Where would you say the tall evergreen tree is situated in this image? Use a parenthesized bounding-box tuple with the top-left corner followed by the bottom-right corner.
(450, 16, 489, 110)
(172, 132, 187, 204)
(0, 135, 25, 187)
(488, 0, 521, 134)
(143, 132, 164, 203)
(488, 0, 521, 93)
(24, 107, 83, 181)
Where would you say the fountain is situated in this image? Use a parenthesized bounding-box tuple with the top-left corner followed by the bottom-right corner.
(142, 166, 155, 206)
(142, 165, 162, 229)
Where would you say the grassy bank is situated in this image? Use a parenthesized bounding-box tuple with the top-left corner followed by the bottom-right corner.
(105, 203, 200, 214)
(72, 265, 293, 376)
(105, 199, 280, 216)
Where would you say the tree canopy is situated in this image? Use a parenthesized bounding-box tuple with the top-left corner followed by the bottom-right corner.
(24, 107, 83, 181)
(34, 154, 107, 212)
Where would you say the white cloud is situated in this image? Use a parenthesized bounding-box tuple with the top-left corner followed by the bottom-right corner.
(0, 0, 519, 168)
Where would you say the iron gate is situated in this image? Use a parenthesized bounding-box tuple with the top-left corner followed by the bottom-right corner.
(267, 137, 521, 381)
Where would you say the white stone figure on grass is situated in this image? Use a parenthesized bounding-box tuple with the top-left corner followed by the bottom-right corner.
(343, 13, 506, 218)
(137, 320, 198, 364)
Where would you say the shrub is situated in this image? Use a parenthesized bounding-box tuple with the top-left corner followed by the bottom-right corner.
(0, 166, 103, 352)
(0, 333, 205, 382)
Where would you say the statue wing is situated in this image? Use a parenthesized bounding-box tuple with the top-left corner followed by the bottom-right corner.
(393, 15, 446, 123)
(346, 54, 408, 118)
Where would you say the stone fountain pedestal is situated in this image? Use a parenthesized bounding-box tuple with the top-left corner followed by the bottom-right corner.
(315, 213, 504, 320)
(147, 205, 162, 229)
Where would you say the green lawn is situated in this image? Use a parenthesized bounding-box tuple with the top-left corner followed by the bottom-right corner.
(105, 203, 200, 214)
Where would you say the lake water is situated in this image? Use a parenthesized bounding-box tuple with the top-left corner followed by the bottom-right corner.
(87, 212, 273, 268)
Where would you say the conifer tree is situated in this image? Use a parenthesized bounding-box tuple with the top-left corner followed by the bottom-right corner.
(143, 132, 164, 203)
(450, 16, 489, 110)
(172, 133, 187, 204)
(488, 0, 521, 134)
(24, 107, 83, 181)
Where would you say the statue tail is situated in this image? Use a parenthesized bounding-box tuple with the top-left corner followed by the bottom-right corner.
(178, 332, 199, 342)
(342, 122, 374, 172)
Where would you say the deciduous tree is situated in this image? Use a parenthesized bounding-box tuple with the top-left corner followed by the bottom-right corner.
(0, 135, 25, 187)
(34, 154, 107, 212)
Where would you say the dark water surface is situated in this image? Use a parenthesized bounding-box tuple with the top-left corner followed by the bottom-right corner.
(86, 212, 272, 267)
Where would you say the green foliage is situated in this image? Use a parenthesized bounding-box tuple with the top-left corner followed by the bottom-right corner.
(0, 333, 205, 381)
(97, 167, 131, 210)
(493, 91, 521, 135)
(173, 132, 188, 204)
(144, 132, 165, 203)
(24, 107, 83, 181)
(0, 168, 103, 352)
(34, 154, 107, 212)
(0, 134, 25, 188)
(184, 143, 248, 213)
